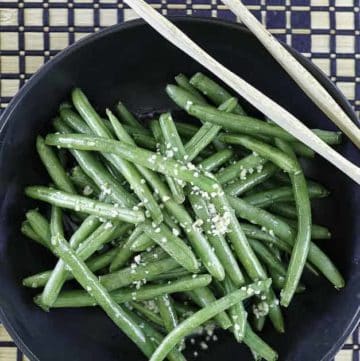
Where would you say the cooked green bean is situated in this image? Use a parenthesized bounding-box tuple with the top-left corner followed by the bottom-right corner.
(216, 154, 267, 184)
(198, 148, 234, 172)
(54, 119, 136, 207)
(186, 287, 232, 330)
(70, 166, 100, 197)
(248, 238, 287, 276)
(95, 120, 224, 280)
(126, 306, 187, 361)
(279, 217, 331, 239)
(41, 215, 100, 307)
(130, 302, 164, 327)
(189, 72, 245, 114)
(253, 313, 266, 332)
(219, 134, 300, 174)
(225, 163, 278, 196)
(25, 186, 144, 223)
(275, 139, 312, 307)
(36, 274, 212, 308)
(116, 101, 143, 129)
(150, 118, 185, 204)
(243, 324, 278, 361)
(189, 192, 244, 286)
(269, 202, 298, 219)
(21, 220, 48, 248)
(166, 84, 207, 110)
(48, 209, 154, 357)
(101, 257, 180, 291)
(26, 210, 51, 247)
(22, 244, 120, 288)
(158, 113, 186, 203)
(149, 279, 272, 361)
(175, 73, 207, 103)
(223, 276, 247, 342)
(108, 225, 143, 271)
(269, 268, 306, 293)
(130, 232, 154, 252)
(228, 196, 344, 288)
(243, 183, 328, 208)
(143, 222, 199, 273)
(184, 97, 238, 161)
(72, 88, 163, 223)
(36, 136, 76, 194)
(156, 294, 179, 333)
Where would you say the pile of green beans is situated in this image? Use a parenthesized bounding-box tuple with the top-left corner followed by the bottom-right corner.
(21, 72, 344, 361)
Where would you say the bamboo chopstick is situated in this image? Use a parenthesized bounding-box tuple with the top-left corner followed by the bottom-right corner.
(124, 0, 360, 185)
(221, 0, 360, 149)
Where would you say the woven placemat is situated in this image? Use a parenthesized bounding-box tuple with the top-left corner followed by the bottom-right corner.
(0, 1, 359, 360)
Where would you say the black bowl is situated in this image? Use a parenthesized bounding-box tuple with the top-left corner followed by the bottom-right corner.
(0, 17, 359, 361)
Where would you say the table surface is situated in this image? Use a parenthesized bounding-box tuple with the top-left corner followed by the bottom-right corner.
(0, 1, 359, 360)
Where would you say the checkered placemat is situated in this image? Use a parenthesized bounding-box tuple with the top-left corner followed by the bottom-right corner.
(0, 1, 359, 360)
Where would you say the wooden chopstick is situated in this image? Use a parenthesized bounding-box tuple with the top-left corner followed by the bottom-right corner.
(221, 0, 360, 149)
(124, 0, 360, 185)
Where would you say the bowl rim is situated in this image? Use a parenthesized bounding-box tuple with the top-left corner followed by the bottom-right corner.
(0, 16, 359, 361)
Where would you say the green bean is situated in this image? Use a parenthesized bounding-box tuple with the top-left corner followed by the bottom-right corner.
(21, 220, 48, 248)
(219, 134, 299, 174)
(130, 302, 164, 327)
(291, 142, 315, 158)
(156, 294, 179, 333)
(26, 210, 51, 247)
(143, 222, 199, 273)
(54, 119, 136, 207)
(100, 258, 180, 291)
(37, 274, 212, 308)
(158, 112, 186, 203)
(189, 193, 244, 286)
(268, 202, 298, 219)
(253, 314, 266, 332)
(126, 307, 187, 361)
(184, 97, 237, 161)
(109, 225, 144, 271)
(243, 183, 329, 208)
(72, 89, 163, 223)
(198, 148, 234, 172)
(166, 84, 207, 110)
(216, 154, 267, 184)
(45, 134, 216, 192)
(174, 122, 201, 139)
(187, 101, 341, 143)
(45, 134, 264, 282)
(151, 268, 191, 281)
(280, 217, 331, 239)
(116, 101, 143, 129)
(175, 73, 207, 103)
(41, 215, 101, 307)
(25, 186, 144, 223)
(22, 245, 120, 288)
(130, 232, 154, 252)
(275, 139, 312, 307)
(150, 119, 185, 204)
(189, 72, 245, 114)
(228, 196, 344, 288)
(243, 324, 278, 361)
(48, 211, 154, 357)
(266, 288, 285, 333)
(157, 116, 226, 280)
(36, 136, 76, 193)
(162, 210, 181, 236)
(223, 277, 247, 342)
(269, 268, 306, 293)
(248, 238, 287, 276)
(60, 108, 93, 134)
(70, 166, 100, 197)
(149, 279, 271, 361)
(94, 120, 224, 280)
(186, 287, 232, 330)
(224, 163, 278, 196)
(140, 247, 168, 263)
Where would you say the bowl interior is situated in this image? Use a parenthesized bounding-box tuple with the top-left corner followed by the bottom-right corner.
(0, 18, 359, 361)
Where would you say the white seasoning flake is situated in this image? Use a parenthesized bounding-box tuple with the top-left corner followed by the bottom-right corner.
(162, 195, 170, 202)
(83, 185, 93, 196)
(172, 228, 180, 236)
(134, 255, 142, 264)
(155, 227, 161, 233)
(200, 342, 208, 350)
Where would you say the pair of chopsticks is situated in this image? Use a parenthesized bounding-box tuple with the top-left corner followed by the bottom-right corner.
(124, 0, 360, 185)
